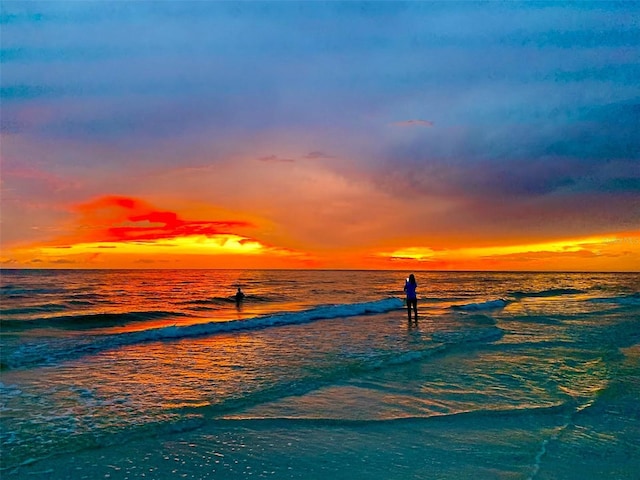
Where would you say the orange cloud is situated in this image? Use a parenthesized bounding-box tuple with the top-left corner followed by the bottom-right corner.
(2, 195, 317, 268)
(376, 233, 640, 271)
(70, 196, 252, 244)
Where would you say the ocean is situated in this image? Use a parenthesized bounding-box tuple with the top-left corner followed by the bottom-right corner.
(1, 269, 638, 479)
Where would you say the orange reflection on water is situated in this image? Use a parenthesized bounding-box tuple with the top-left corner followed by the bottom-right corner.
(88, 331, 271, 412)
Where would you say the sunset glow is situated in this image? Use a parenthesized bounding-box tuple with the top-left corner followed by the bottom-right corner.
(35, 235, 268, 257)
(1, 2, 638, 271)
(378, 233, 640, 271)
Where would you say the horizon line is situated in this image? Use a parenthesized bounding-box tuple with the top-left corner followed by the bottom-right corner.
(1, 267, 637, 274)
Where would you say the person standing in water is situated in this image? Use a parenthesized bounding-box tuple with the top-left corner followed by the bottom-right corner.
(235, 287, 245, 308)
(404, 274, 418, 323)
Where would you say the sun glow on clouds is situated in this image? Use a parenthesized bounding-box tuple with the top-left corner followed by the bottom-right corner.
(383, 247, 436, 261)
(70, 196, 253, 243)
(381, 234, 640, 268)
(16, 196, 300, 264)
(3, 193, 638, 270)
(38, 234, 267, 256)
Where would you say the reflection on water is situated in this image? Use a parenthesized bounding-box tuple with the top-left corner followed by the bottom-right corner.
(1, 270, 639, 475)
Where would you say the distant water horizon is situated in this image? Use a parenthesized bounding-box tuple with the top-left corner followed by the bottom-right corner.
(3, 268, 637, 272)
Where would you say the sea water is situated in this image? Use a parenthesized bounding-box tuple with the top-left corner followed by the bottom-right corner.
(1, 270, 638, 479)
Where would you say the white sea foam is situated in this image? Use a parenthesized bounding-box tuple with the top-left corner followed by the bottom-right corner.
(125, 297, 404, 343)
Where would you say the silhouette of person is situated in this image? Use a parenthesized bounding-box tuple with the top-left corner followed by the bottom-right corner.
(235, 287, 245, 308)
(404, 274, 418, 323)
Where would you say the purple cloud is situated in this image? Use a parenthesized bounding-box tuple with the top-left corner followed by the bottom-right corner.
(258, 155, 296, 163)
(391, 120, 434, 128)
(304, 151, 336, 159)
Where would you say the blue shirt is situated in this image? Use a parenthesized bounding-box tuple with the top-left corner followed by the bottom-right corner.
(404, 280, 417, 300)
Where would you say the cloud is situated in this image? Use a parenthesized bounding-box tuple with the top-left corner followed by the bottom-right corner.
(9, 195, 313, 265)
(2, 1, 638, 270)
(258, 155, 296, 163)
(304, 151, 335, 159)
(543, 102, 640, 162)
(258, 151, 336, 163)
(134, 258, 159, 264)
(66, 196, 253, 244)
(375, 232, 640, 270)
(391, 119, 434, 128)
(50, 258, 76, 264)
(2, 162, 79, 194)
(378, 246, 435, 261)
(368, 97, 640, 242)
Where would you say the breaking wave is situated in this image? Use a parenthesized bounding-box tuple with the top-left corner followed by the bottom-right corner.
(2, 297, 404, 370)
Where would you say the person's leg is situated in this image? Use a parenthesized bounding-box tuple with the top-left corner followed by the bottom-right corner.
(412, 299, 418, 322)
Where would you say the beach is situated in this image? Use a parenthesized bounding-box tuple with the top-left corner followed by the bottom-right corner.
(1, 270, 639, 479)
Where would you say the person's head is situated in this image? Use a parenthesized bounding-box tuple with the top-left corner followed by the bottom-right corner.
(408, 274, 416, 284)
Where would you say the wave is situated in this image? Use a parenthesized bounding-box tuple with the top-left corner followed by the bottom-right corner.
(124, 297, 403, 342)
(507, 314, 564, 325)
(0, 304, 505, 470)
(66, 299, 98, 307)
(186, 293, 285, 307)
(451, 298, 509, 311)
(2, 297, 404, 370)
(187, 297, 237, 306)
(421, 296, 469, 303)
(217, 401, 576, 427)
(1, 310, 187, 330)
(170, 326, 505, 417)
(0, 287, 67, 296)
(510, 288, 586, 299)
(1, 303, 70, 316)
(588, 293, 640, 306)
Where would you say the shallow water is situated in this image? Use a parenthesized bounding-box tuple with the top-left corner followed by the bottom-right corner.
(1, 270, 639, 478)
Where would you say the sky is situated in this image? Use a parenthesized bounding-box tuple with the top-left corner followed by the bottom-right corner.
(1, 1, 639, 271)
